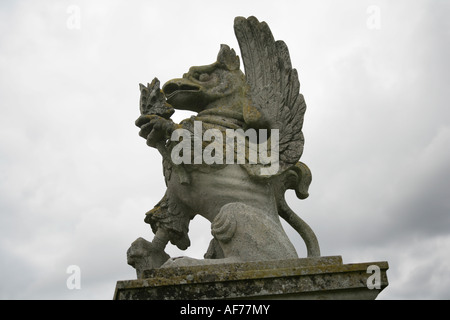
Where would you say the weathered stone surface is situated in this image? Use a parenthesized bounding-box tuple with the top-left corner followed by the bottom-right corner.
(127, 16, 322, 276)
(114, 257, 389, 300)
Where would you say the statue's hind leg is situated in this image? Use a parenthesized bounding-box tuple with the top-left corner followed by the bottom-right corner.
(160, 202, 298, 268)
(212, 202, 298, 261)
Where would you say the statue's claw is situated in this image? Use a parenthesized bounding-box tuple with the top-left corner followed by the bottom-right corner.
(135, 114, 176, 148)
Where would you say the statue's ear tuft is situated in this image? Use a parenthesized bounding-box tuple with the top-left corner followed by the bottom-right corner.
(217, 44, 240, 71)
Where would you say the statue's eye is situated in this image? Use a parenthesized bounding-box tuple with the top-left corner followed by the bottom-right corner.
(191, 71, 212, 82)
(199, 73, 211, 82)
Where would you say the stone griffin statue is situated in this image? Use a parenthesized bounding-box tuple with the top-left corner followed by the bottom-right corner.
(127, 16, 320, 278)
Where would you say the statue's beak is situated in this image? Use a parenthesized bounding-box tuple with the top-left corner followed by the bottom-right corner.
(162, 78, 205, 112)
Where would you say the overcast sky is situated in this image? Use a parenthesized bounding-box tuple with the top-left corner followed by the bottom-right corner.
(0, 0, 449, 299)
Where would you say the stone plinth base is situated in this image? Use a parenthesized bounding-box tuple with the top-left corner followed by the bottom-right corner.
(114, 256, 388, 300)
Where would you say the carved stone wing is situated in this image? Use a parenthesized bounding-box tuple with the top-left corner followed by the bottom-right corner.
(234, 16, 307, 170)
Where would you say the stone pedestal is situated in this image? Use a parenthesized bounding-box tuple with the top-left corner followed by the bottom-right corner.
(114, 256, 388, 300)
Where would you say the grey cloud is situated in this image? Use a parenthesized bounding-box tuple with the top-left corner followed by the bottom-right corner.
(1, 0, 449, 299)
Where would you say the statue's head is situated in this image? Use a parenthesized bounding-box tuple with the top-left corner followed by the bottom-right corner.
(162, 45, 246, 112)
